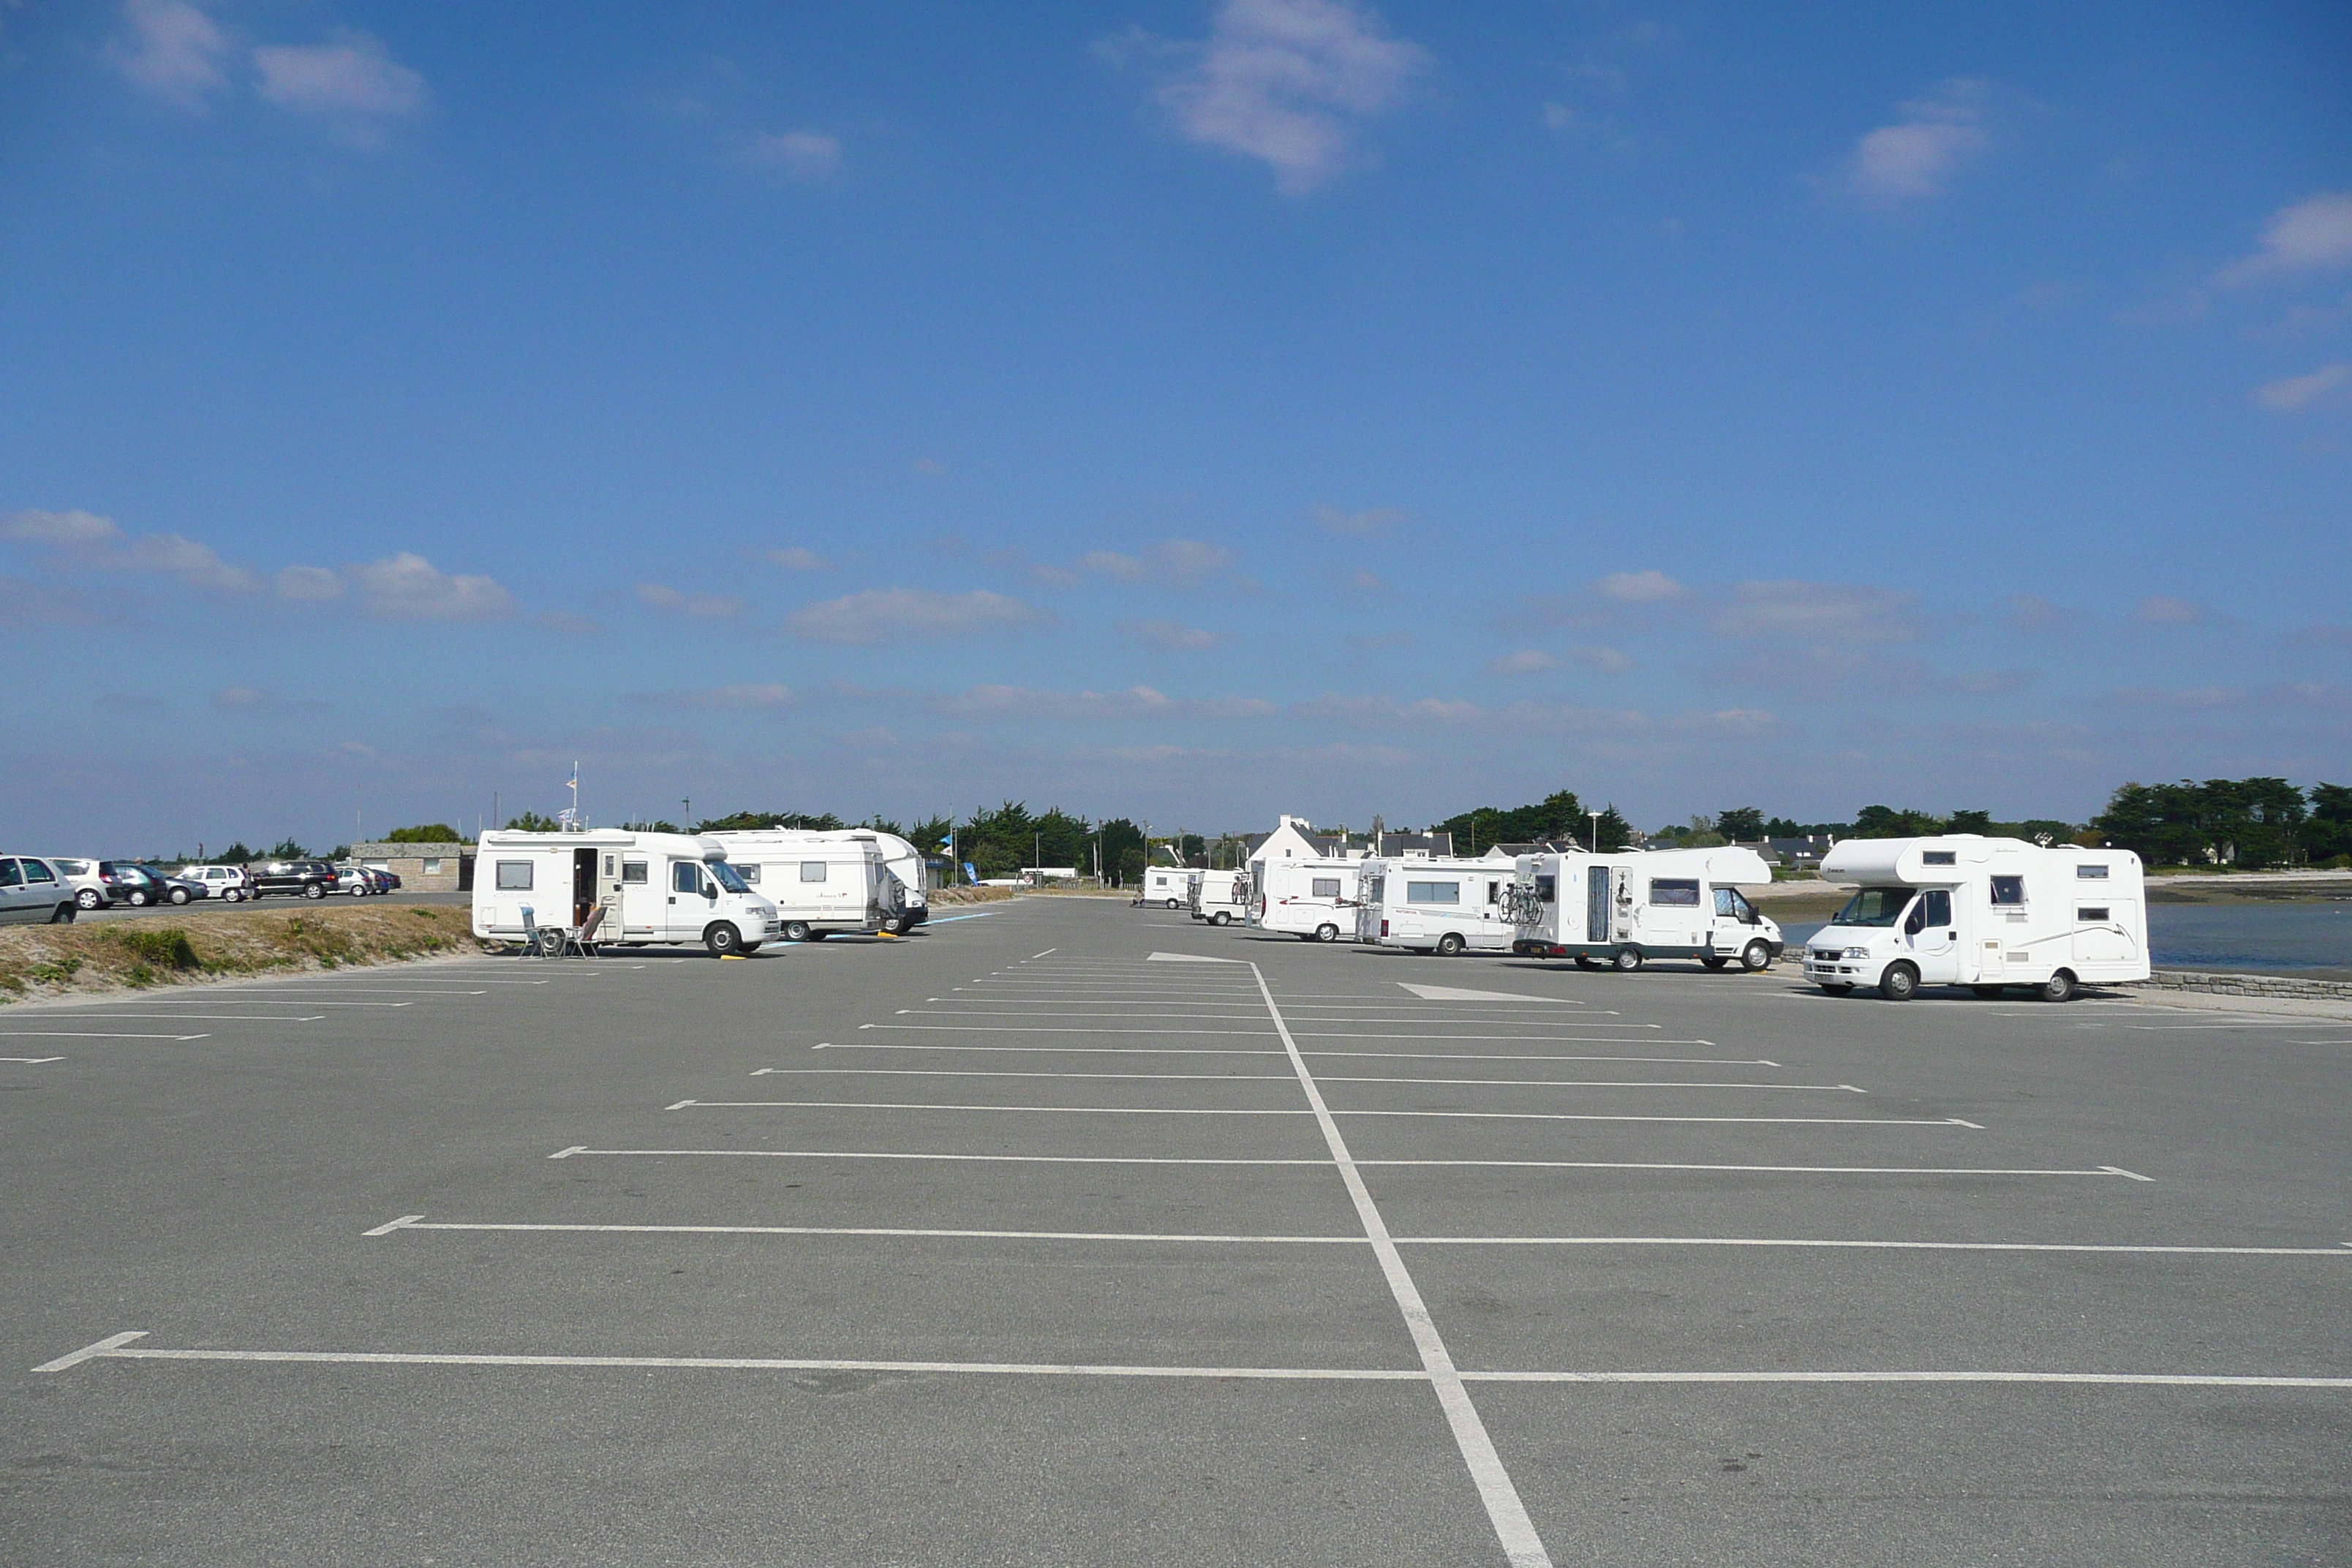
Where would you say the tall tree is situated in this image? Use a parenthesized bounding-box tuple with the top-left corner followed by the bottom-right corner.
(1716, 807, 1765, 843)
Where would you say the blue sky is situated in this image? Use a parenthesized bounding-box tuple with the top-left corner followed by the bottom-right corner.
(3, 0, 2348, 852)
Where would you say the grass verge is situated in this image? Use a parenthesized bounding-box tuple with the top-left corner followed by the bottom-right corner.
(0, 905, 474, 1005)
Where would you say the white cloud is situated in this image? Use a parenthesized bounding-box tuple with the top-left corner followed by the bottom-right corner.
(764, 546, 829, 570)
(1064, 538, 1238, 588)
(2254, 362, 2350, 412)
(1484, 649, 1557, 676)
(1124, 617, 1228, 651)
(1574, 645, 1632, 673)
(110, 0, 227, 107)
(2132, 595, 2202, 626)
(632, 684, 795, 710)
(636, 582, 747, 619)
(210, 685, 271, 709)
(1157, 0, 1430, 195)
(2007, 592, 2073, 631)
(785, 587, 1041, 644)
(273, 565, 343, 601)
(253, 31, 427, 144)
(1292, 693, 1489, 725)
(1597, 568, 1684, 603)
(742, 130, 842, 180)
(2217, 192, 2352, 287)
(1712, 580, 1918, 644)
(885, 684, 1275, 722)
(1313, 503, 1406, 534)
(1845, 79, 1991, 201)
(347, 553, 516, 620)
(3, 507, 256, 592)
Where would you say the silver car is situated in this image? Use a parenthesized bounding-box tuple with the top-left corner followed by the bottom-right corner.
(0, 856, 79, 924)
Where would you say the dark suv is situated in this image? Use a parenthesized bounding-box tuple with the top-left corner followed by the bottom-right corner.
(251, 859, 339, 900)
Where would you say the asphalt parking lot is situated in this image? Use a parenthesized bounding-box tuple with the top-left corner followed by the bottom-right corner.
(3, 899, 2346, 1566)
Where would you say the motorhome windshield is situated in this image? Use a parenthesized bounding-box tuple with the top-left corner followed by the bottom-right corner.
(1834, 887, 1912, 927)
(707, 862, 750, 894)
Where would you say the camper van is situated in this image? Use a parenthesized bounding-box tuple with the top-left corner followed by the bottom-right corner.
(1355, 856, 1520, 955)
(1507, 847, 1782, 971)
(1251, 857, 1362, 942)
(1188, 867, 1248, 926)
(471, 830, 780, 955)
(705, 829, 903, 941)
(1137, 864, 1191, 908)
(1803, 836, 2147, 1002)
(740, 827, 927, 930)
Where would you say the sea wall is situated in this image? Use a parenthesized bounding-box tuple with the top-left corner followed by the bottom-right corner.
(2133, 968, 2352, 1003)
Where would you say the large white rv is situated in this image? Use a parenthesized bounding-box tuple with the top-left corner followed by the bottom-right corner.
(1188, 867, 1248, 926)
(1138, 864, 1191, 908)
(1355, 857, 1520, 955)
(1251, 857, 1363, 942)
(471, 830, 780, 955)
(706, 830, 904, 941)
(1507, 847, 1783, 972)
(745, 828, 927, 930)
(1802, 836, 2148, 1002)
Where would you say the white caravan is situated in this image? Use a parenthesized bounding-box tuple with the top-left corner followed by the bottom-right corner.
(745, 828, 927, 930)
(1188, 868, 1248, 925)
(1251, 857, 1363, 942)
(472, 830, 780, 956)
(1355, 857, 1520, 955)
(1139, 864, 1191, 908)
(706, 830, 905, 941)
(1802, 835, 2147, 1002)
(1506, 847, 1783, 972)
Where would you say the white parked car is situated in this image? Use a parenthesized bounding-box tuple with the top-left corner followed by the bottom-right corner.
(178, 864, 257, 902)
(48, 856, 109, 911)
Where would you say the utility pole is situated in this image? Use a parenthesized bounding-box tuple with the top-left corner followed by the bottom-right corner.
(682, 798, 691, 830)
(1588, 810, 1602, 853)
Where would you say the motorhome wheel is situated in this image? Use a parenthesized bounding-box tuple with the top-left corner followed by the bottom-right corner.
(1879, 962, 1919, 1001)
(1212, 911, 1232, 926)
(1740, 940, 1771, 971)
(1611, 947, 1643, 972)
(1316, 923, 1339, 943)
(533, 927, 565, 958)
(1165, 898, 1180, 909)
(705, 922, 742, 957)
(1436, 932, 1466, 956)
(783, 921, 812, 942)
(1700, 957, 1727, 970)
(2038, 970, 2078, 1003)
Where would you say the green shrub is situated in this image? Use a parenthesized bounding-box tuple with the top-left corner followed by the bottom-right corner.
(29, 956, 84, 984)
(110, 927, 199, 971)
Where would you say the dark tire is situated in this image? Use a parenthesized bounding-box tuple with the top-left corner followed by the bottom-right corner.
(1165, 899, 1180, 909)
(1819, 983, 1853, 996)
(1316, 923, 1340, 943)
(50, 904, 75, 924)
(76, 889, 101, 910)
(167, 886, 190, 905)
(224, 889, 244, 902)
(2039, 970, 2078, 1003)
(783, 921, 812, 943)
(1970, 985, 2006, 999)
(303, 883, 326, 900)
(1700, 957, 1727, 970)
(532, 927, 565, 958)
(1741, 940, 1773, 972)
(129, 889, 151, 907)
(880, 918, 901, 935)
(1436, 932, 1466, 957)
(1612, 947, 1643, 972)
(1211, 911, 1232, 926)
(1575, 955, 1602, 970)
(705, 923, 742, 957)
(1880, 962, 1919, 1001)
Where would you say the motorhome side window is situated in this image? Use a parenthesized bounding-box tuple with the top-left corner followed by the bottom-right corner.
(1990, 875, 2025, 905)
(495, 862, 531, 891)
(1311, 878, 1341, 898)
(736, 864, 761, 883)
(1650, 878, 1700, 907)
(2078, 906, 2111, 921)
(672, 862, 704, 894)
(1922, 851, 1956, 866)
(1917, 889, 1952, 928)
(800, 862, 827, 883)
(621, 861, 647, 884)
(1405, 880, 1459, 905)
(1534, 875, 1555, 903)
(2076, 864, 2109, 880)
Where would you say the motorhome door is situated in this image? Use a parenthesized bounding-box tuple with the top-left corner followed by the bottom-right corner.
(668, 859, 715, 941)
(1586, 867, 1609, 945)
(593, 849, 625, 935)
(619, 854, 658, 939)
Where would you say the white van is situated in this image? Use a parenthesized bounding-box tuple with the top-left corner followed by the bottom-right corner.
(472, 830, 779, 956)
(1251, 857, 1362, 942)
(1138, 864, 1191, 908)
(706, 830, 902, 941)
(1507, 847, 1783, 972)
(1356, 857, 1519, 955)
(1188, 868, 1248, 926)
(1803, 836, 2147, 1002)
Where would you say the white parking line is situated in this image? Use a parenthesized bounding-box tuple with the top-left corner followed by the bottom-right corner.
(813, 1044, 1779, 1066)
(1336, 1110, 1977, 1126)
(665, 1098, 1972, 1126)
(0, 1055, 65, 1063)
(668, 1099, 1314, 1116)
(1392, 1237, 2352, 1255)
(110, 1000, 413, 1008)
(1362, 1161, 2152, 1178)
(0, 1030, 211, 1041)
(53, 1014, 327, 1022)
(42, 1334, 2347, 1389)
(538, 1147, 2143, 1177)
(746, 1067, 1847, 1090)
(547, 1147, 1338, 1166)
(862, 1024, 1280, 1037)
(371, 1217, 1362, 1243)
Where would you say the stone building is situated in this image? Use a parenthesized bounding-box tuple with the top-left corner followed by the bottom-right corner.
(350, 840, 475, 892)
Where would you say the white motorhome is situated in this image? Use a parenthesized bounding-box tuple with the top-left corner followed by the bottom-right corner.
(1803, 836, 2147, 1002)
(1355, 857, 1520, 955)
(1506, 847, 1784, 972)
(1138, 864, 1191, 908)
(472, 830, 780, 956)
(1188, 867, 1248, 926)
(706, 830, 904, 941)
(1251, 857, 1363, 942)
(749, 828, 928, 930)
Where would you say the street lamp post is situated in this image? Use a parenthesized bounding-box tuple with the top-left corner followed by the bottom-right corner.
(1588, 810, 1602, 853)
